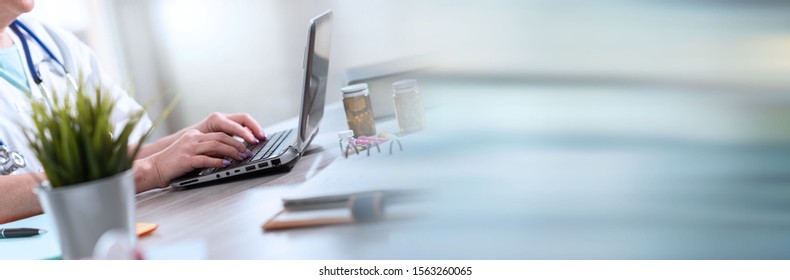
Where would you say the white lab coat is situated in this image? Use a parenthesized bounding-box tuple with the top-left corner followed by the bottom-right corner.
(0, 15, 152, 174)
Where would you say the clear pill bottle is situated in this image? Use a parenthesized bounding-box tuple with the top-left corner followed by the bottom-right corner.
(341, 83, 377, 136)
(392, 79, 425, 134)
(338, 129, 355, 156)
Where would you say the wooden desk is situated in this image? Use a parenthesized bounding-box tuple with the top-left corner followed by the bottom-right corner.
(135, 103, 431, 259)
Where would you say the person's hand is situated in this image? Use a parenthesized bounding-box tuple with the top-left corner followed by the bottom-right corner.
(135, 129, 250, 190)
(189, 113, 267, 144)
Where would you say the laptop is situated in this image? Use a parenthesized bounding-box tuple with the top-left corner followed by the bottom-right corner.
(170, 10, 333, 188)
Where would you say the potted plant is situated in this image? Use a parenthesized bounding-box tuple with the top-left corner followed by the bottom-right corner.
(23, 82, 153, 259)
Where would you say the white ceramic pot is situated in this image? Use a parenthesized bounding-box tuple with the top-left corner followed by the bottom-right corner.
(35, 168, 136, 259)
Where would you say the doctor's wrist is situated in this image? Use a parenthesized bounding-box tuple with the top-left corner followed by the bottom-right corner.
(133, 158, 167, 192)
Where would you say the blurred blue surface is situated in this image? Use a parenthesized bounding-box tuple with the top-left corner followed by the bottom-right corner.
(0, 214, 61, 260)
(347, 78, 790, 259)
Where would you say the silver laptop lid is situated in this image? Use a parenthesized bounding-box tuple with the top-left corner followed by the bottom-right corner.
(296, 10, 332, 151)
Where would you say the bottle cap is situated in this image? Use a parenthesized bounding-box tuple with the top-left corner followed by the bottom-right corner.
(338, 130, 354, 139)
(392, 79, 417, 92)
(341, 83, 369, 97)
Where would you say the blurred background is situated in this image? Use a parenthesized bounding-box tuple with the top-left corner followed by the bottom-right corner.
(30, 0, 790, 258)
(34, 0, 790, 135)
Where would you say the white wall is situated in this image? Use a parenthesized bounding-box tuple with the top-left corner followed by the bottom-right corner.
(109, 0, 449, 135)
(112, 0, 324, 134)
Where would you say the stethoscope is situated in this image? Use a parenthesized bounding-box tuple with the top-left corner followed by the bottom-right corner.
(0, 140, 25, 175)
(1, 19, 80, 175)
(9, 19, 79, 105)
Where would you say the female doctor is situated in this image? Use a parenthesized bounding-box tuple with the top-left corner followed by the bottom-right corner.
(0, 0, 267, 223)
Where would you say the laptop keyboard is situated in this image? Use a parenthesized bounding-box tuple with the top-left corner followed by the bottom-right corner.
(204, 129, 294, 174)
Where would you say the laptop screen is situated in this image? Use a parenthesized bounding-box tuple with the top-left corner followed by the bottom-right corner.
(298, 11, 332, 150)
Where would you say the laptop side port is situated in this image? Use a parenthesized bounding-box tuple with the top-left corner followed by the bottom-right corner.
(179, 179, 199, 186)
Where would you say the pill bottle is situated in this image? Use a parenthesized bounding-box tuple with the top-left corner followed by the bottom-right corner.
(342, 83, 377, 136)
(392, 79, 425, 134)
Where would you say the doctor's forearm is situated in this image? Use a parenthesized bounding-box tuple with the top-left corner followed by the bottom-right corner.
(0, 174, 44, 224)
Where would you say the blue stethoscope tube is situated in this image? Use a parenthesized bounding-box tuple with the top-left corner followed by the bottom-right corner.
(9, 19, 78, 98)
